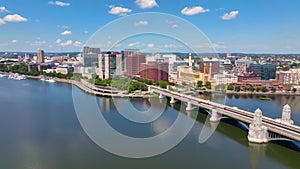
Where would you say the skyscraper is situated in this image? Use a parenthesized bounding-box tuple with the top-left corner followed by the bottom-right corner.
(37, 49, 44, 64)
(125, 54, 146, 76)
(121, 49, 140, 73)
(82, 46, 101, 67)
(83, 46, 101, 54)
(97, 52, 122, 79)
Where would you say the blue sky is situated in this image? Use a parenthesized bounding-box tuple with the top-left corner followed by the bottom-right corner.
(0, 0, 300, 53)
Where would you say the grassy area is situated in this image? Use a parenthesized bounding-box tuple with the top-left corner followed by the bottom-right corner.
(153, 93, 159, 98)
(259, 96, 272, 101)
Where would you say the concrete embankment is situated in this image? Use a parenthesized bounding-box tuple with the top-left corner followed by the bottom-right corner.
(25, 75, 149, 98)
(226, 90, 300, 96)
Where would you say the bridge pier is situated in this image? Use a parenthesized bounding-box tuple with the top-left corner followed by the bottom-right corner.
(186, 102, 193, 111)
(210, 109, 220, 122)
(170, 97, 175, 104)
(159, 93, 164, 99)
(248, 109, 269, 143)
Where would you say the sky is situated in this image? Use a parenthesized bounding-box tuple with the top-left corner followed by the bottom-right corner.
(1, 0, 300, 53)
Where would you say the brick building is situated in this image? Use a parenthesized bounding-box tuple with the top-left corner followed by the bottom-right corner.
(125, 54, 146, 76)
(140, 61, 169, 82)
(237, 74, 261, 82)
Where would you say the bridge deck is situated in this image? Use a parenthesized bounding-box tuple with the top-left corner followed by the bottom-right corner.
(150, 86, 300, 142)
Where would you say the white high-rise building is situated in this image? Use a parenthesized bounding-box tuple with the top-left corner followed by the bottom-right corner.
(97, 52, 122, 79)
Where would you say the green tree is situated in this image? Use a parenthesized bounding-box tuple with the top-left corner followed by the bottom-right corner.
(249, 85, 255, 92)
(197, 81, 203, 87)
(128, 82, 148, 93)
(256, 88, 261, 92)
(234, 86, 240, 92)
(282, 67, 290, 71)
(227, 83, 234, 90)
(242, 87, 248, 92)
(169, 86, 174, 91)
(261, 87, 268, 93)
(271, 88, 276, 93)
(292, 88, 297, 93)
(205, 81, 211, 90)
(158, 81, 168, 89)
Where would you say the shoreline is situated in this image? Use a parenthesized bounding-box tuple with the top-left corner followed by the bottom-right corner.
(225, 90, 300, 96)
(0, 72, 149, 98)
(2, 72, 300, 97)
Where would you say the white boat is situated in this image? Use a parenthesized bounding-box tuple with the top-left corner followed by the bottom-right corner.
(9, 73, 26, 80)
(0, 74, 6, 77)
(40, 76, 56, 83)
(16, 75, 26, 80)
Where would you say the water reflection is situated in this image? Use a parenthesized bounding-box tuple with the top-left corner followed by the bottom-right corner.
(248, 143, 267, 169)
(1, 78, 299, 169)
(198, 119, 219, 144)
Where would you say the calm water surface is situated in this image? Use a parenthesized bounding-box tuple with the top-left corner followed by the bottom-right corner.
(0, 78, 299, 169)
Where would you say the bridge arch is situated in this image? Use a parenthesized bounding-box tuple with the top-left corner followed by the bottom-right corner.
(203, 109, 250, 131)
(220, 117, 250, 131)
(268, 132, 293, 142)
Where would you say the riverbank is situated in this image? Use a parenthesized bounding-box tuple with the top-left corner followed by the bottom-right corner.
(4, 71, 300, 97)
(20, 74, 150, 98)
(226, 90, 300, 96)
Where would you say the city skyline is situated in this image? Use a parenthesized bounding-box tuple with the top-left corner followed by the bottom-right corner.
(1, 0, 300, 53)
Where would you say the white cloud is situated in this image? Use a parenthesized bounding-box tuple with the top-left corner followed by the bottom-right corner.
(0, 6, 9, 13)
(108, 5, 132, 16)
(57, 25, 69, 29)
(60, 40, 73, 46)
(30, 40, 47, 46)
(128, 42, 140, 47)
(56, 38, 62, 44)
(73, 41, 83, 47)
(61, 30, 72, 36)
(3, 14, 28, 22)
(11, 40, 18, 43)
(84, 31, 89, 34)
(0, 19, 5, 25)
(147, 43, 154, 48)
(136, 0, 158, 9)
(181, 6, 210, 16)
(48, 1, 70, 7)
(134, 20, 148, 26)
(221, 10, 239, 20)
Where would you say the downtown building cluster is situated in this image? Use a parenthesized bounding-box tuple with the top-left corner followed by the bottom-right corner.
(2, 48, 300, 92)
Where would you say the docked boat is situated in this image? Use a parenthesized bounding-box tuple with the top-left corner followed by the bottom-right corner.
(9, 73, 26, 80)
(40, 76, 56, 83)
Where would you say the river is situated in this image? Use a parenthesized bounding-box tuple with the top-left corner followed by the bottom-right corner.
(0, 78, 299, 169)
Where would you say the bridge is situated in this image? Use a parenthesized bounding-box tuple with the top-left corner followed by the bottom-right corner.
(148, 86, 300, 144)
